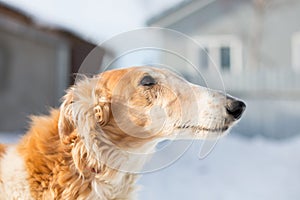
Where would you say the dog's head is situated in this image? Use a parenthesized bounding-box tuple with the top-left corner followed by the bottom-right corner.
(58, 66, 245, 153)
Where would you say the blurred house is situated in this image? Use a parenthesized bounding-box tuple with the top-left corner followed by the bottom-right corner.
(0, 3, 105, 132)
(148, 0, 300, 138)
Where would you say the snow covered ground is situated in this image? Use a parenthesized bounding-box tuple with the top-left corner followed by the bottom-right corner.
(138, 135, 300, 200)
(1, 132, 299, 200)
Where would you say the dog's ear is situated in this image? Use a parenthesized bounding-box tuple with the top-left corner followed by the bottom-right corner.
(93, 90, 111, 127)
(58, 78, 112, 142)
(58, 89, 75, 140)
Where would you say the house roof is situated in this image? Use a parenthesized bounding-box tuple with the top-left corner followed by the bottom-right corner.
(147, 0, 217, 27)
(0, 2, 96, 45)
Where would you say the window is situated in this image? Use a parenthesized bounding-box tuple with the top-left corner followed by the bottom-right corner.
(195, 35, 242, 73)
(292, 32, 300, 71)
(220, 46, 231, 70)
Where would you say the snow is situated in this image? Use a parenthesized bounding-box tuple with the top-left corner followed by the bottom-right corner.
(0, 0, 182, 42)
(138, 135, 300, 200)
(0, 132, 22, 144)
(1, 132, 300, 200)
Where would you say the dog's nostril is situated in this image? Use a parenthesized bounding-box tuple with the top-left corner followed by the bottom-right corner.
(226, 100, 246, 120)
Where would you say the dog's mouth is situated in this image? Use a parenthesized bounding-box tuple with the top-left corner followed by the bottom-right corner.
(176, 125, 229, 133)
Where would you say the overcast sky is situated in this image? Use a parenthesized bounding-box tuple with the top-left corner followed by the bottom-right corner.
(0, 0, 182, 42)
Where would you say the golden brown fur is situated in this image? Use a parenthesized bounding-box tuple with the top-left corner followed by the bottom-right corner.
(0, 145, 6, 159)
(18, 110, 83, 199)
(17, 110, 137, 199)
(0, 144, 6, 184)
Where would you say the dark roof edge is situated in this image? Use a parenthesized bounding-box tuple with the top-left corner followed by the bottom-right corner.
(147, 0, 217, 27)
(0, 2, 97, 45)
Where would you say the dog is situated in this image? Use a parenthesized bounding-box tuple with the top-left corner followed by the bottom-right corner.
(0, 66, 245, 199)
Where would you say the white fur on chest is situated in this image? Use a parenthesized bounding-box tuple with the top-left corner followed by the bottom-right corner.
(0, 146, 33, 200)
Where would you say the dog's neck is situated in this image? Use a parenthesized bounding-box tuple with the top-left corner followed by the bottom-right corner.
(18, 110, 143, 199)
(62, 127, 149, 199)
(73, 128, 158, 199)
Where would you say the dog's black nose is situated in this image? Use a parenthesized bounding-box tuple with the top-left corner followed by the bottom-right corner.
(225, 96, 246, 120)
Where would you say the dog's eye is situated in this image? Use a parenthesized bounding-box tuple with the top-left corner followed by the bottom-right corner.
(140, 75, 156, 86)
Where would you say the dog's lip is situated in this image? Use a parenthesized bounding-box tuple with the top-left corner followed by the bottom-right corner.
(176, 125, 229, 132)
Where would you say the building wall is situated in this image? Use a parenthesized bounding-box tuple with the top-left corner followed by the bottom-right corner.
(0, 20, 70, 132)
(168, 0, 300, 70)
